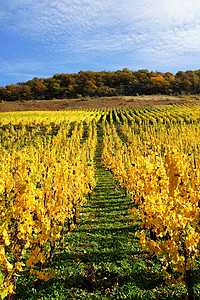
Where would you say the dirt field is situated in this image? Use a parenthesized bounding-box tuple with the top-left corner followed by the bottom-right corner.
(0, 95, 198, 112)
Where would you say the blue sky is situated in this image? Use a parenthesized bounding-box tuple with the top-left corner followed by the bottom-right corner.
(1, 0, 200, 87)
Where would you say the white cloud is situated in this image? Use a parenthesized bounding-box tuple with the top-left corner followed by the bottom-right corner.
(1, 0, 200, 74)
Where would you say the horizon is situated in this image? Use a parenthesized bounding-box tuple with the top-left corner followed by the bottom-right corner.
(1, 0, 200, 87)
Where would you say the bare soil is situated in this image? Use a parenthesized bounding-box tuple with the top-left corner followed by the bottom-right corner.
(0, 95, 199, 112)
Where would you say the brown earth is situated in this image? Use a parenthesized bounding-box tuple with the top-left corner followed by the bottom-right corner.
(0, 95, 199, 112)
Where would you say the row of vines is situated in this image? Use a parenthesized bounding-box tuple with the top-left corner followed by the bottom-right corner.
(0, 110, 101, 299)
(1, 103, 200, 299)
(101, 103, 200, 300)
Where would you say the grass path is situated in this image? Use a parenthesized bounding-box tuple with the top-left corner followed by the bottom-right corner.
(55, 131, 143, 299)
(16, 129, 188, 299)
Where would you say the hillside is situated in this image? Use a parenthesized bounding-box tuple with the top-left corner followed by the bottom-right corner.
(0, 95, 198, 112)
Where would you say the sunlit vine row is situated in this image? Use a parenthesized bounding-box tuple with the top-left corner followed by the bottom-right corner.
(0, 116, 97, 298)
(101, 112, 200, 298)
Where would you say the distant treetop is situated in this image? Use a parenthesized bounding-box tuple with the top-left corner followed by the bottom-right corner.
(1, 69, 200, 101)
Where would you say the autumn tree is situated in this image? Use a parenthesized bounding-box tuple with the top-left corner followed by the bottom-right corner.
(27, 78, 47, 99)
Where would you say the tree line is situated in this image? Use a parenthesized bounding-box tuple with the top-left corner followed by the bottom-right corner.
(1, 69, 200, 101)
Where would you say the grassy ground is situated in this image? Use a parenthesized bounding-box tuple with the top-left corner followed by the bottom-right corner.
(14, 128, 196, 300)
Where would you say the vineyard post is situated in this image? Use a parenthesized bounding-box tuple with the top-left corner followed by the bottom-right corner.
(193, 148, 196, 169)
(182, 242, 195, 300)
(49, 174, 57, 263)
(49, 218, 56, 262)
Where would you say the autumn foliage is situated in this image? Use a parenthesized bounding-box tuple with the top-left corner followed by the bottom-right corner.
(1, 105, 200, 299)
(1, 69, 200, 101)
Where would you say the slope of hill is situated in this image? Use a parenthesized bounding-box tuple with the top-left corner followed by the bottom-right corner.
(0, 95, 197, 112)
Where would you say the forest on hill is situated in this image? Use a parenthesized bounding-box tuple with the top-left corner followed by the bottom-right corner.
(1, 69, 200, 102)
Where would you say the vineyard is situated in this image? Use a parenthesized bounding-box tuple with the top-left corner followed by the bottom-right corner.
(0, 104, 200, 299)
